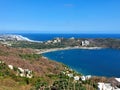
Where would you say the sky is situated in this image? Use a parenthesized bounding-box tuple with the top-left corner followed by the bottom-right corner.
(0, 0, 120, 34)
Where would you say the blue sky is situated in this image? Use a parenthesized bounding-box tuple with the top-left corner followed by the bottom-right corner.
(0, 0, 120, 34)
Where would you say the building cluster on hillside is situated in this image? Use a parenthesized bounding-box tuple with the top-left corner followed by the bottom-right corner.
(81, 40, 90, 46)
(45, 38, 61, 44)
(98, 78, 120, 90)
(45, 38, 90, 47)
(8, 64, 33, 78)
(62, 67, 120, 90)
(62, 67, 92, 82)
(17, 67, 33, 78)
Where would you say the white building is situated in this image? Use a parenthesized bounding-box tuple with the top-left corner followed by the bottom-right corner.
(53, 38, 61, 44)
(81, 40, 90, 46)
(74, 76, 80, 81)
(55, 38, 61, 43)
(24, 69, 33, 78)
(67, 73, 73, 78)
(115, 78, 120, 83)
(8, 65, 13, 70)
(81, 76, 86, 81)
(98, 83, 113, 90)
(20, 73, 25, 77)
(18, 67, 24, 73)
(98, 82, 120, 90)
(86, 75, 92, 79)
(45, 40, 52, 44)
(53, 40, 58, 43)
(18, 67, 33, 78)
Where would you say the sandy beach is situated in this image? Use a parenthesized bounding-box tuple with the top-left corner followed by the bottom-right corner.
(36, 46, 103, 54)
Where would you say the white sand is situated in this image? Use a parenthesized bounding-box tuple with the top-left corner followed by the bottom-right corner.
(36, 46, 103, 54)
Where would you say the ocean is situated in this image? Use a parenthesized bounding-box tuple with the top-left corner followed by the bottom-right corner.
(43, 48, 120, 77)
(21, 34, 120, 77)
(21, 33, 120, 41)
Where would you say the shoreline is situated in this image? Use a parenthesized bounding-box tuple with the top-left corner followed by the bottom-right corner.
(38, 47, 120, 78)
(36, 46, 103, 54)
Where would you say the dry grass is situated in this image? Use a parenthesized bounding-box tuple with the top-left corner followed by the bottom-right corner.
(0, 44, 64, 76)
(0, 44, 65, 88)
(0, 77, 31, 90)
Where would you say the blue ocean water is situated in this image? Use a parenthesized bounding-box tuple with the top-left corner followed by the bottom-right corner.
(20, 33, 120, 41)
(20, 34, 120, 77)
(43, 48, 120, 77)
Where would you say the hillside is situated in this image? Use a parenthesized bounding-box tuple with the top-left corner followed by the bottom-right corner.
(0, 44, 64, 76)
(0, 44, 103, 90)
(0, 44, 65, 90)
(9, 38, 120, 49)
(1, 35, 120, 89)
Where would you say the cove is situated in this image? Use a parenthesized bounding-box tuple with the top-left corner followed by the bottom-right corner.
(43, 48, 120, 77)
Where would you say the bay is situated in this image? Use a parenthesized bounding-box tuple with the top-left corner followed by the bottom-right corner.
(43, 48, 120, 77)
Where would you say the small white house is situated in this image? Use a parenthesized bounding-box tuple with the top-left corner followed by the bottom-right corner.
(18, 67, 33, 78)
(18, 67, 24, 73)
(26, 73, 33, 78)
(46, 40, 52, 44)
(66, 70, 70, 74)
(20, 73, 25, 77)
(86, 75, 92, 79)
(67, 73, 73, 78)
(53, 40, 58, 43)
(98, 82, 113, 90)
(55, 38, 61, 43)
(25, 69, 33, 78)
(115, 78, 120, 83)
(8, 65, 13, 70)
(81, 76, 86, 81)
(74, 76, 80, 81)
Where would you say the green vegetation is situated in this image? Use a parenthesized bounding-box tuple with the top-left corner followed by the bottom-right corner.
(11, 41, 66, 49)
(1, 38, 113, 90)
(0, 63, 8, 76)
(0, 49, 9, 56)
(0, 62, 98, 90)
(0, 62, 48, 89)
(35, 72, 98, 90)
(10, 38, 120, 49)
(19, 53, 42, 60)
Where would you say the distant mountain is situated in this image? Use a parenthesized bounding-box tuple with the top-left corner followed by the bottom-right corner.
(0, 34, 33, 41)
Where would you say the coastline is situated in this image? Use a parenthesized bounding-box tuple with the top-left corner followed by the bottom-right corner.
(38, 47, 120, 78)
(36, 46, 105, 77)
(36, 46, 103, 54)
